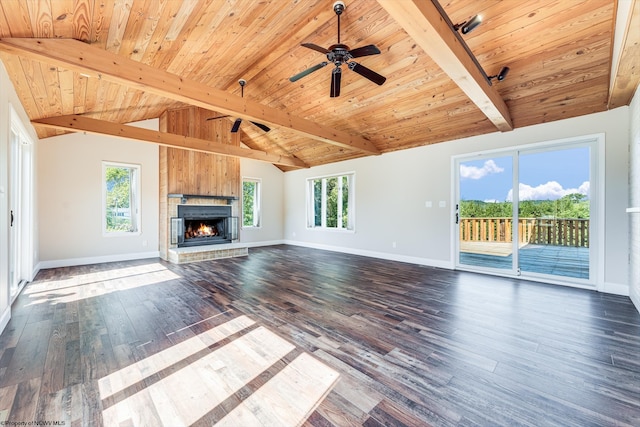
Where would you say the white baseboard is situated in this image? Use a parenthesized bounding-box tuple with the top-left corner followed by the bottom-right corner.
(631, 289, 640, 314)
(36, 251, 161, 270)
(282, 239, 454, 269)
(243, 239, 286, 248)
(0, 306, 10, 336)
(599, 281, 630, 296)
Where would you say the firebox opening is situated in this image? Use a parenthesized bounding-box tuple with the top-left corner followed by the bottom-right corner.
(185, 219, 224, 240)
(173, 204, 238, 248)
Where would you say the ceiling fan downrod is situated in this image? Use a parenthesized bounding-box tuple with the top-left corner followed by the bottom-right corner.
(334, 1, 345, 44)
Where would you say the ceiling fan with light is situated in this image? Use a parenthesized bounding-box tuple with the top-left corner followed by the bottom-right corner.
(207, 79, 271, 133)
(289, 0, 386, 97)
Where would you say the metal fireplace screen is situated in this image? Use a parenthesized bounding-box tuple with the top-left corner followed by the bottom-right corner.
(171, 205, 238, 246)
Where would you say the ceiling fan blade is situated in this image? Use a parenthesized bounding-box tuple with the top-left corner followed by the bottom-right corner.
(231, 118, 242, 133)
(249, 121, 271, 132)
(301, 43, 330, 54)
(348, 44, 381, 58)
(348, 61, 386, 86)
(206, 115, 231, 121)
(330, 67, 342, 98)
(289, 61, 328, 82)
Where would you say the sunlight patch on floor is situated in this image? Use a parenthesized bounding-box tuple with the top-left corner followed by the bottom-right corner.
(98, 314, 256, 399)
(99, 316, 339, 426)
(216, 352, 340, 427)
(24, 263, 181, 305)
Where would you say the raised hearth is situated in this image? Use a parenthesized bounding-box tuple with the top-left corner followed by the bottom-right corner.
(167, 243, 248, 264)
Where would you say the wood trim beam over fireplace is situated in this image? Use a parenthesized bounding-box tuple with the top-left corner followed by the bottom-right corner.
(32, 114, 309, 169)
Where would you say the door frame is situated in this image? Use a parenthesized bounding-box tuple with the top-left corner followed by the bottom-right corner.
(8, 104, 35, 302)
(452, 133, 604, 290)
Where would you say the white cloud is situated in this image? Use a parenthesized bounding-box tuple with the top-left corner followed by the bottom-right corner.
(506, 181, 590, 201)
(460, 159, 504, 180)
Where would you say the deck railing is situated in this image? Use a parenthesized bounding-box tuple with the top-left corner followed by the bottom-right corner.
(459, 217, 589, 247)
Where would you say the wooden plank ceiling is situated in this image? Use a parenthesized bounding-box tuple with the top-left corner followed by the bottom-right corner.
(0, 0, 637, 169)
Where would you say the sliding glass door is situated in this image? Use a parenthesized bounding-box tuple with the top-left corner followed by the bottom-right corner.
(457, 155, 515, 273)
(517, 146, 591, 279)
(455, 137, 597, 285)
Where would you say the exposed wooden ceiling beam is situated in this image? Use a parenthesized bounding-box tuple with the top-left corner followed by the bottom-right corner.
(377, 0, 513, 132)
(609, 0, 640, 108)
(31, 115, 309, 169)
(0, 37, 380, 155)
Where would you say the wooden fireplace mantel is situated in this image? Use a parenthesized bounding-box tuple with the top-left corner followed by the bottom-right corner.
(168, 194, 238, 204)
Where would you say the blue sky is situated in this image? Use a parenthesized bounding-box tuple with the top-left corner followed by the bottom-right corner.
(459, 146, 590, 202)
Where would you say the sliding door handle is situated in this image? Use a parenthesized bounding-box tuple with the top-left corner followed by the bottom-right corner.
(10, 210, 14, 227)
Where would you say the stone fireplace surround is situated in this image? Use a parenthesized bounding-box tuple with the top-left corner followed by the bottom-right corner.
(164, 194, 248, 264)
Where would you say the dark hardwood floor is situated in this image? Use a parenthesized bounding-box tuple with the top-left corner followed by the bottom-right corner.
(1, 245, 639, 426)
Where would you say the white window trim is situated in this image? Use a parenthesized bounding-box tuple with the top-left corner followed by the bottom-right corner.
(306, 172, 355, 232)
(102, 161, 141, 236)
(242, 177, 262, 228)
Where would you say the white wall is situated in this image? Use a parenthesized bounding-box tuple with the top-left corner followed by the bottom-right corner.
(629, 85, 640, 311)
(37, 121, 159, 267)
(284, 108, 630, 294)
(0, 60, 39, 333)
(239, 158, 285, 246)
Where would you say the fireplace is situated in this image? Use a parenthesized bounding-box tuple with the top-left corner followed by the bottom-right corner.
(171, 205, 238, 247)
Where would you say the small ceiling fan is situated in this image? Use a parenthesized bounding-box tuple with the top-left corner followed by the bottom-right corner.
(206, 79, 271, 133)
(289, 0, 386, 97)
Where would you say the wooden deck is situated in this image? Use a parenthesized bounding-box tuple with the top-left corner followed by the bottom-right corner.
(460, 242, 590, 279)
(0, 245, 638, 426)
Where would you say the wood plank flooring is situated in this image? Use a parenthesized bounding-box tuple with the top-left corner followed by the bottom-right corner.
(1, 245, 639, 426)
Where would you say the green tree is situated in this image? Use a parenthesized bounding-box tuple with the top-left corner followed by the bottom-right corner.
(313, 179, 322, 226)
(243, 181, 256, 226)
(341, 175, 349, 228)
(105, 166, 132, 232)
(326, 177, 338, 227)
(460, 193, 589, 219)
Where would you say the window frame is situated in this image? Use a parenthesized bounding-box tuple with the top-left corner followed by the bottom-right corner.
(242, 177, 262, 228)
(102, 161, 141, 236)
(306, 172, 355, 231)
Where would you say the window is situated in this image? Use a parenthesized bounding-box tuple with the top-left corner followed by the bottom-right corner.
(242, 178, 261, 228)
(307, 173, 354, 230)
(103, 162, 140, 234)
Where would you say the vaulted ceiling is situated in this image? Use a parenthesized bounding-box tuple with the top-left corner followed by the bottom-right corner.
(0, 0, 638, 170)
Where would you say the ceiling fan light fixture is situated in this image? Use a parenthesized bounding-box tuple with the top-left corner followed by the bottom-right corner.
(288, 0, 386, 97)
(453, 14, 482, 35)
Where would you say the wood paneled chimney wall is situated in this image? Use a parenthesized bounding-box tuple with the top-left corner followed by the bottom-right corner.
(159, 106, 240, 259)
